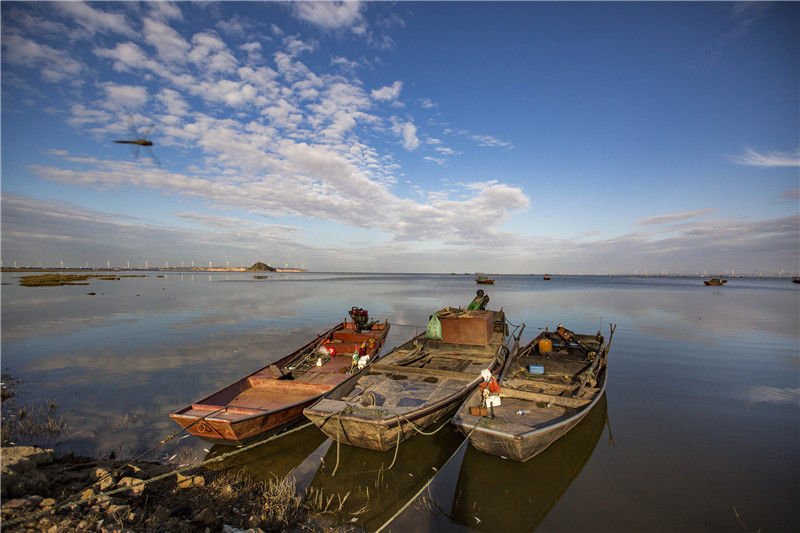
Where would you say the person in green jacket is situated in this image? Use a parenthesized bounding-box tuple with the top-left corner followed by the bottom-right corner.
(467, 289, 489, 310)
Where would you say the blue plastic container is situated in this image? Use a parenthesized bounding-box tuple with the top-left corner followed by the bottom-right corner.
(527, 364, 545, 374)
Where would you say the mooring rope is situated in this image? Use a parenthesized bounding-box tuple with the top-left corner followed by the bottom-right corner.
(373, 416, 487, 533)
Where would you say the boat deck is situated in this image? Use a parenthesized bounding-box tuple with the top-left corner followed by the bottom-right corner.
(312, 330, 504, 419)
(457, 343, 603, 434)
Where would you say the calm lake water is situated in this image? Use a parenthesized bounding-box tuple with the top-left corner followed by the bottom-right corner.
(2, 272, 798, 531)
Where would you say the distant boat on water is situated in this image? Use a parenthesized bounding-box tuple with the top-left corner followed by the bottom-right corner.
(703, 278, 727, 286)
(543, 275, 551, 280)
(792, 277, 800, 284)
(476, 275, 495, 284)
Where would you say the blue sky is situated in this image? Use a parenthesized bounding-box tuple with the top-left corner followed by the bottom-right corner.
(1, 1, 798, 273)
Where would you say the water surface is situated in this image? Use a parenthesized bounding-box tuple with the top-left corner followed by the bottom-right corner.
(1, 272, 797, 530)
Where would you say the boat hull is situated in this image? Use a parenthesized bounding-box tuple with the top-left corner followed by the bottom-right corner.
(170, 320, 389, 445)
(455, 371, 606, 462)
(306, 381, 479, 452)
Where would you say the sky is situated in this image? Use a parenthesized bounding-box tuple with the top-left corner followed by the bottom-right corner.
(1, 1, 798, 274)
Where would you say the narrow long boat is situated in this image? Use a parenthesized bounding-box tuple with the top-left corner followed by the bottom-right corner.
(304, 308, 507, 451)
(170, 315, 389, 445)
(452, 324, 610, 461)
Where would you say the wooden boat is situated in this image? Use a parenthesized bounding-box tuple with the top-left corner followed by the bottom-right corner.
(792, 277, 800, 284)
(452, 324, 610, 462)
(170, 313, 389, 445)
(304, 308, 507, 451)
(476, 275, 495, 284)
(451, 395, 607, 531)
(543, 275, 551, 280)
(703, 278, 727, 286)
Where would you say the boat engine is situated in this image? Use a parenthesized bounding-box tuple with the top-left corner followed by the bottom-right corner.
(349, 306, 369, 332)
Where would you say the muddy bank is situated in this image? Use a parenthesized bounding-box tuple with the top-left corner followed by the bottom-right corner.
(0, 444, 326, 532)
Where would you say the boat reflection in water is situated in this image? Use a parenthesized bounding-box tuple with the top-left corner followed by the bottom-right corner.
(307, 423, 464, 532)
(203, 423, 328, 482)
(451, 394, 608, 531)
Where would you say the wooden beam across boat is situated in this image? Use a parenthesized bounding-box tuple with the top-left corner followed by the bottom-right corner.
(370, 363, 479, 381)
(499, 388, 590, 409)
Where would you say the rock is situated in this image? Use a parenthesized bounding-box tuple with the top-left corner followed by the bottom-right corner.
(192, 507, 216, 525)
(1, 446, 55, 468)
(1, 446, 53, 498)
(149, 506, 169, 525)
(40, 498, 56, 508)
(94, 475, 115, 491)
(115, 477, 144, 495)
(80, 488, 96, 500)
(175, 473, 204, 488)
(26, 495, 44, 506)
(2, 497, 33, 510)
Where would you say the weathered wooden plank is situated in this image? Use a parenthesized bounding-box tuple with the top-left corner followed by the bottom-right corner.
(499, 388, 590, 408)
(370, 363, 478, 382)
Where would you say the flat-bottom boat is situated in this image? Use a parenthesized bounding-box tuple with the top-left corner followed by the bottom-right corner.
(452, 325, 609, 461)
(704, 278, 727, 286)
(304, 308, 507, 451)
(170, 313, 388, 445)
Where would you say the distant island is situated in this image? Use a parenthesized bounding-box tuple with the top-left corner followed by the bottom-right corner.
(246, 262, 276, 272)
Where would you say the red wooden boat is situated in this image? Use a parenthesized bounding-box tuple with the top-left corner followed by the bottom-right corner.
(703, 278, 727, 286)
(170, 310, 389, 445)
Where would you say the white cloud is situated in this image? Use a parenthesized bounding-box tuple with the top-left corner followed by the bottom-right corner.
(157, 89, 189, 116)
(66, 104, 112, 128)
(55, 1, 135, 37)
(241, 42, 262, 57)
(331, 56, 360, 71)
(371, 81, 402, 101)
(3, 32, 84, 83)
(444, 127, 514, 150)
(188, 32, 238, 73)
(150, 2, 183, 21)
(391, 118, 419, 151)
(729, 147, 800, 168)
(100, 83, 148, 111)
(284, 36, 317, 56)
(292, 1, 365, 31)
(419, 98, 437, 109)
(143, 18, 191, 63)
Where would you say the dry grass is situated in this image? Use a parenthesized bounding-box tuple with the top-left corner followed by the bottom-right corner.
(2, 395, 68, 445)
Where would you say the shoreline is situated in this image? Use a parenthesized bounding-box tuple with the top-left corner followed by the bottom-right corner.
(0, 443, 316, 532)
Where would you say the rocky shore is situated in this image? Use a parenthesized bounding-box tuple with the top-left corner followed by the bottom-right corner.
(1, 445, 313, 532)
